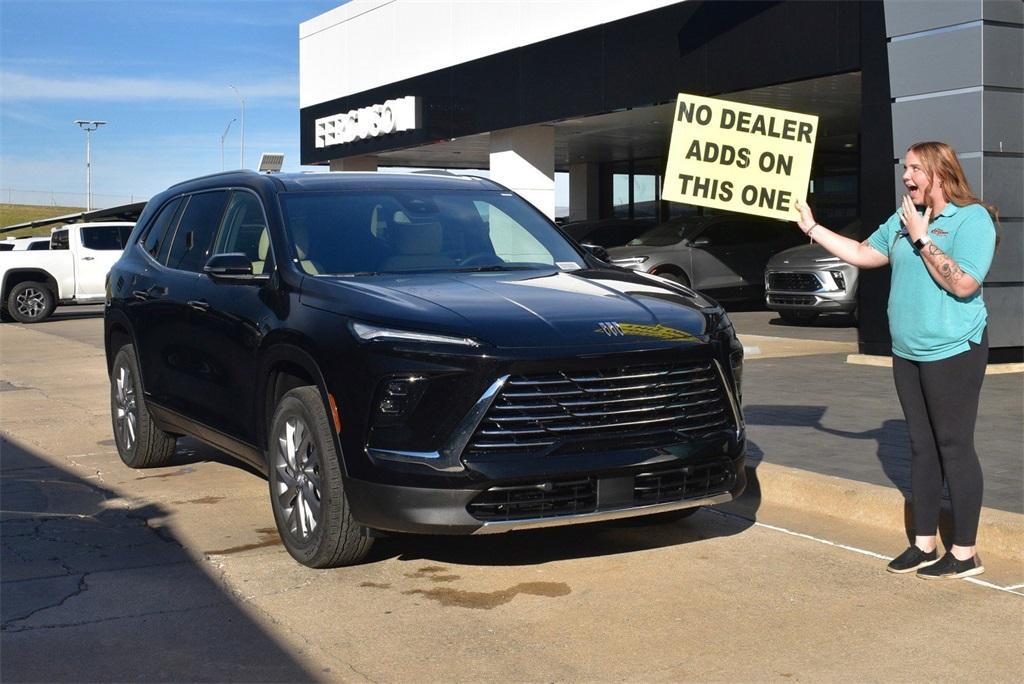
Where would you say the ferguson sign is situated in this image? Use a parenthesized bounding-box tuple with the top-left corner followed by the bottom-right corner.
(315, 96, 420, 148)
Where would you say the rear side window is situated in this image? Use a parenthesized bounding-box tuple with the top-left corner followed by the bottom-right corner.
(27, 241, 50, 251)
(141, 198, 183, 260)
(81, 226, 130, 250)
(165, 191, 229, 272)
(51, 230, 69, 250)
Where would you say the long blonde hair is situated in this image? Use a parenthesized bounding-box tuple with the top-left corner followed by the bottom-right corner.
(907, 141, 1001, 234)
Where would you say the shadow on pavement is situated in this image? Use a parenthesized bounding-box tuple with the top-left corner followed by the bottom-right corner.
(0, 435, 314, 683)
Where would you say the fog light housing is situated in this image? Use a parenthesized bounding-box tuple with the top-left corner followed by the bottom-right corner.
(374, 377, 425, 421)
(830, 270, 846, 290)
(729, 350, 743, 403)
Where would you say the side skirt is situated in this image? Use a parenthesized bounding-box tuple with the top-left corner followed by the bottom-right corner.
(147, 402, 268, 476)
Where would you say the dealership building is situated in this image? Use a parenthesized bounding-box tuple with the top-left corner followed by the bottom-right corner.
(299, 0, 1022, 358)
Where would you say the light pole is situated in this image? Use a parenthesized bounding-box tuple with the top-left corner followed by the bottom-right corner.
(73, 120, 107, 211)
(229, 85, 245, 169)
(220, 118, 236, 171)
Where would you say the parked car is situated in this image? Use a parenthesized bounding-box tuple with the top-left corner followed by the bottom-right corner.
(0, 222, 134, 323)
(0, 236, 51, 251)
(606, 214, 804, 301)
(764, 220, 861, 323)
(104, 170, 746, 568)
(561, 218, 657, 249)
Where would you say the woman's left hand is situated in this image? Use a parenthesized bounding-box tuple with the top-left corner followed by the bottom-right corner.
(900, 194, 932, 241)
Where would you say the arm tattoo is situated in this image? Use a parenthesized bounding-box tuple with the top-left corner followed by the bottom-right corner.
(925, 242, 965, 284)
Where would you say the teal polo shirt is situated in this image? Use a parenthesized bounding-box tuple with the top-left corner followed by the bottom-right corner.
(867, 202, 996, 362)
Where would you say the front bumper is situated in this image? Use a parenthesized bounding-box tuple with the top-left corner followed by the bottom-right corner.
(345, 449, 746, 535)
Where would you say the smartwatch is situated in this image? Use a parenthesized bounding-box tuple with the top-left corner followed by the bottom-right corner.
(913, 235, 932, 251)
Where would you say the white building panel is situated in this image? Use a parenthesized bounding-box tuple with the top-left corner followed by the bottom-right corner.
(300, 0, 686, 108)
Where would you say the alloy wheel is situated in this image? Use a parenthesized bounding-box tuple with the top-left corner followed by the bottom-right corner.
(15, 287, 46, 318)
(114, 365, 138, 451)
(274, 416, 323, 541)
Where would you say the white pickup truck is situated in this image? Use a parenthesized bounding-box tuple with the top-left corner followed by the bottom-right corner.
(0, 221, 134, 323)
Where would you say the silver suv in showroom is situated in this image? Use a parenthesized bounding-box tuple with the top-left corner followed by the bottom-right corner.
(764, 220, 860, 324)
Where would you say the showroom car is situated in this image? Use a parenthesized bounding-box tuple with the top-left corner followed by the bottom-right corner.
(560, 218, 657, 249)
(606, 213, 804, 301)
(764, 220, 861, 323)
(104, 171, 746, 568)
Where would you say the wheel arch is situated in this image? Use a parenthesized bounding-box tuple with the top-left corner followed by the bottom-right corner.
(2, 269, 59, 307)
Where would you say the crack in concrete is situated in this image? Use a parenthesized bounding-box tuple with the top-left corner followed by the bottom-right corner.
(0, 601, 231, 633)
(347, 663, 381, 684)
(1, 572, 89, 629)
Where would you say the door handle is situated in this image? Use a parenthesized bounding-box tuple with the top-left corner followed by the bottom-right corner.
(81, 256, 95, 261)
(188, 299, 210, 312)
(147, 285, 167, 298)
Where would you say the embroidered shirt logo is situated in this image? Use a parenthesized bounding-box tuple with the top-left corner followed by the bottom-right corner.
(930, 227, 949, 236)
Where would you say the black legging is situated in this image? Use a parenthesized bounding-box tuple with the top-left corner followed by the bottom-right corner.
(892, 330, 988, 546)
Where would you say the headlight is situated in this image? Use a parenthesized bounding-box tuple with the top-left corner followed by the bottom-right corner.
(611, 256, 649, 268)
(351, 322, 480, 347)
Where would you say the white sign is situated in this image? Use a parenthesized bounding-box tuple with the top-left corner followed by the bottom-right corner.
(315, 96, 420, 148)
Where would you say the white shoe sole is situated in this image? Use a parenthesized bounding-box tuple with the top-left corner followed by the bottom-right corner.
(887, 557, 939, 574)
(917, 565, 985, 580)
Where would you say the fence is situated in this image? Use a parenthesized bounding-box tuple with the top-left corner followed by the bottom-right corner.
(1, 188, 148, 210)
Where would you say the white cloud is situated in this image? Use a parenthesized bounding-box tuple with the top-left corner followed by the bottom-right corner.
(1, 71, 297, 102)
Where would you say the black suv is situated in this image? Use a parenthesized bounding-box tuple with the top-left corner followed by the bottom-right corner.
(105, 171, 745, 568)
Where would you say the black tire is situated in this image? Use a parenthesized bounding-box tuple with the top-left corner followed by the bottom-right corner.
(652, 269, 691, 288)
(268, 386, 373, 568)
(110, 345, 177, 468)
(7, 281, 55, 323)
(0, 308, 13, 323)
(779, 310, 819, 324)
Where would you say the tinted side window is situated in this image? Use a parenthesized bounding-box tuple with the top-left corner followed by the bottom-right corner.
(81, 226, 128, 250)
(212, 191, 272, 273)
(165, 191, 229, 272)
(141, 198, 183, 259)
(51, 230, 69, 250)
(28, 241, 50, 251)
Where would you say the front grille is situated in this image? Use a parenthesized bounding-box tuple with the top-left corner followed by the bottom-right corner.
(768, 294, 817, 306)
(466, 361, 732, 456)
(768, 272, 822, 292)
(468, 478, 597, 521)
(634, 459, 735, 505)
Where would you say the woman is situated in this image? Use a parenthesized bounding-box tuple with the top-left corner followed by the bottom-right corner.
(794, 141, 998, 579)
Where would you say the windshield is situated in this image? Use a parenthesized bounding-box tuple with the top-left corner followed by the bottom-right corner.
(279, 189, 585, 275)
(627, 219, 690, 247)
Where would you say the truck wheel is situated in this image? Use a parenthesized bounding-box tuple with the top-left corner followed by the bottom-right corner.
(268, 386, 373, 568)
(110, 345, 177, 468)
(7, 281, 55, 323)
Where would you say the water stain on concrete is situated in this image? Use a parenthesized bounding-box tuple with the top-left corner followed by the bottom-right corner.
(206, 527, 281, 555)
(96, 439, 115, 447)
(402, 582, 571, 610)
(360, 582, 392, 589)
(171, 496, 224, 505)
(135, 466, 195, 480)
(404, 566, 461, 582)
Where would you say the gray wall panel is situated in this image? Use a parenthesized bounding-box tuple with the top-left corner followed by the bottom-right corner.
(891, 92, 982, 158)
(984, 285, 1024, 347)
(983, 155, 1024, 216)
(984, 91, 1024, 154)
(983, 25, 1024, 89)
(986, 219, 1023, 283)
(888, 26, 982, 97)
(885, 0, 982, 37)
(983, 0, 1024, 25)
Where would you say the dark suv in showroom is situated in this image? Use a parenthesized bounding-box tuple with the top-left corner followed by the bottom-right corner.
(105, 171, 745, 567)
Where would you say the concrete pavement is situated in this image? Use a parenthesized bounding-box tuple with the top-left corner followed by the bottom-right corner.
(2, 311, 1022, 682)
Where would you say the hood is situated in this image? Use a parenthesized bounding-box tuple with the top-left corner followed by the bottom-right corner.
(300, 267, 712, 349)
(766, 241, 849, 269)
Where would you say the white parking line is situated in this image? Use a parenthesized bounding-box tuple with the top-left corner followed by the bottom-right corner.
(712, 510, 1024, 597)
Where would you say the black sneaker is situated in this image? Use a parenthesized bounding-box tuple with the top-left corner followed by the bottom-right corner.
(886, 546, 938, 573)
(917, 551, 984, 579)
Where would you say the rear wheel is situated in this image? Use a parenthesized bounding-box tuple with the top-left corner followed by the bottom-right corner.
(7, 281, 55, 323)
(110, 345, 177, 468)
(268, 386, 373, 568)
(779, 310, 819, 324)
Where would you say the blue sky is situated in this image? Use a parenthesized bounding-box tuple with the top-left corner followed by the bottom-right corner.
(1, 0, 341, 207)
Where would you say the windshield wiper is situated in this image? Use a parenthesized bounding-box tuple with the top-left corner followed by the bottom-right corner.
(450, 265, 531, 273)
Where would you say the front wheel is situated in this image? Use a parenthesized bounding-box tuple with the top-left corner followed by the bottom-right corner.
(7, 281, 55, 323)
(268, 386, 373, 568)
(110, 345, 177, 468)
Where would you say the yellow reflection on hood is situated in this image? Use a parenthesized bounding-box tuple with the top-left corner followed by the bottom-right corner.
(595, 322, 699, 342)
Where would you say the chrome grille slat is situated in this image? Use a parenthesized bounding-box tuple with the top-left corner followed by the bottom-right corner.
(466, 361, 733, 456)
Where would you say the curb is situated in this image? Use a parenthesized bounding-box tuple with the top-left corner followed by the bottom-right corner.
(725, 462, 1023, 564)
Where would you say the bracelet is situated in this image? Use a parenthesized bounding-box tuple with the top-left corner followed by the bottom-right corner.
(805, 224, 819, 238)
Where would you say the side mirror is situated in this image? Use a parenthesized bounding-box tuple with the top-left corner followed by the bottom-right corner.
(581, 242, 610, 262)
(204, 253, 255, 280)
(691, 237, 711, 247)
